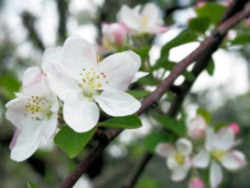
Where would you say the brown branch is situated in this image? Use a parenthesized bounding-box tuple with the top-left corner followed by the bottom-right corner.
(55, 0, 68, 43)
(59, 3, 250, 188)
(21, 11, 45, 51)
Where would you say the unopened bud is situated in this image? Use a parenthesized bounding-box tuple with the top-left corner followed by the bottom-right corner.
(228, 122, 240, 135)
(187, 115, 206, 140)
(188, 177, 205, 188)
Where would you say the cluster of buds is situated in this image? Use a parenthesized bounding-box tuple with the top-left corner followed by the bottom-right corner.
(156, 114, 246, 188)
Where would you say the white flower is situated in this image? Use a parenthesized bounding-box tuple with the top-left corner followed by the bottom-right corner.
(187, 115, 207, 140)
(193, 127, 247, 188)
(156, 138, 193, 181)
(117, 3, 168, 34)
(6, 67, 59, 162)
(42, 36, 141, 133)
(102, 22, 128, 49)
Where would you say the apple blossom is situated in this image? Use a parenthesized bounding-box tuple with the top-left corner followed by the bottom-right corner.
(5, 67, 59, 162)
(102, 22, 128, 50)
(187, 115, 207, 140)
(188, 177, 205, 188)
(195, 127, 247, 188)
(117, 3, 168, 34)
(156, 138, 193, 181)
(42, 36, 141, 133)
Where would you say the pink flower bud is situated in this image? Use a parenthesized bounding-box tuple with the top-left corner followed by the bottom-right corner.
(188, 177, 205, 188)
(229, 122, 240, 135)
(196, 2, 206, 8)
(102, 22, 128, 49)
(187, 115, 206, 140)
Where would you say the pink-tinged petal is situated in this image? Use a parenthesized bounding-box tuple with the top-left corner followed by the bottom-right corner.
(94, 88, 141, 117)
(210, 161, 223, 188)
(41, 113, 58, 143)
(176, 138, 192, 156)
(98, 51, 141, 91)
(9, 129, 20, 150)
(228, 122, 240, 135)
(152, 26, 170, 34)
(196, 2, 206, 8)
(155, 143, 174, 158)
(192, 149, 210, 168)
(21, 67, 50, 97)
(171, 164, 190, 182)
(62, 36, 97, 77)
(221, 150, 247, 171)
(63, 97, 99, 133)
(187, 115, 206, 140)
(188, 177, 205, 188)
(10, 124, 43, 162)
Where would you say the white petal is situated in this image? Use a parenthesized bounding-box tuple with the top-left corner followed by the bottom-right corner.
(117, 5, 140, 31)
(62, 36, 97, 76)
(6, 97, 29, 128)
(63, 97, 99, 133)
(205, 127, 216, 151)
(215, 128, 235, 151)
(187, 115, 206, 140)
(42, 47, 80, 101)
(210, 161, 223, 188)
(41, 113, 58, 143)
(171, 164, 190, 182)
(22, 67, 50, 97)
(10, 124, 43, 162)
(176, 138, 192, 156)
(99, 51, 141, 91)
(221, 150, 247, 171)
(131, 71, 149, 83)
(155, 143, 174, 158)
(142, 3, 163, 26)
(167, 153, 179, 170)
(94, 88, 141, 117)
(192, 149, 210, 168)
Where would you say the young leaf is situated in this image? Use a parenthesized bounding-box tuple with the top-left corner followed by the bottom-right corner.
(54, 126, 96, 158)
(196, 3, 226, 24)
(154, 115, 186, 136)
(197, 108, 212, 124)
(27, 182, 39, 188)
(231, 33, 250, 45)
(188, 17, 211, 33)
(127, 90, 150, 99)
(98, 115, 142, 129)
(206, 58, 215, 76)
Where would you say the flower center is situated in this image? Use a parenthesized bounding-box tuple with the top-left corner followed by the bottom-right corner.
(211, 150, 225, 161)
(79, 68, 108, 100)
(174, 152, 185, 165)
(24, 96, 52, 120)
(141, 16, 149, 26)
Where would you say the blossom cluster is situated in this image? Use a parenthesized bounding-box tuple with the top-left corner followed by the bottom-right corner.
(156, 115, 247, 188)
(6, 36, 142, 162)
(101, 3, 168, 50)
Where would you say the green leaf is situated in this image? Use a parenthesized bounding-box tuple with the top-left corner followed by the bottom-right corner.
(136, 177, 159, 188)
(206, 58, 215, 76)
(133, 46, 151, 62)
(127, 90, 150, 99)
(214, 121, 229, 131)
(197, 108, 212, 124)
(154, 115, 186, 136)
(152, 57, 176, 71)
(99, 115, 142, 129)
(0, 72, 21, 99)
(27, 182, 39, 188)
(231, 33, 250, 45)
(144, 131, 174, 152)
(188, 17, 211, 33)
(196, 3, 226, 24)
(160, 29, 198, 57)
(137, 74, 159, 86)
(54, 126, 96, 158)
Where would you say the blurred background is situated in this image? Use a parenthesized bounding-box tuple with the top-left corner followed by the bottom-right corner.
(0, 0, 250, 187)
